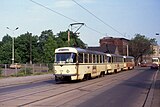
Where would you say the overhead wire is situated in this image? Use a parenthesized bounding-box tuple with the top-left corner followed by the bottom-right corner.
(72, 0, 126, 37)
(30, 0, 77, 22)
(29, 0, 105, 35)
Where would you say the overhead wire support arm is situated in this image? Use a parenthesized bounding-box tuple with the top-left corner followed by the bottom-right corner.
(70, 23, 84, 34)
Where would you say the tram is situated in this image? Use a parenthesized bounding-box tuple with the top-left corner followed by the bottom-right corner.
(54, 47, 135, 81)
(150, 57, 159, 69)
(106, 54, 124, 73)
(123, 56, 135, 70)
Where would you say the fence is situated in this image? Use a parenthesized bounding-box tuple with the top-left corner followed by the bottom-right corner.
(0, 63, 54, 77)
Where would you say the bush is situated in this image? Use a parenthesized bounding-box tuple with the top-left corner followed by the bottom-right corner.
(48, 63, 53, 70)
(0, 67, 2, 76)
(18, 68, 33, 76)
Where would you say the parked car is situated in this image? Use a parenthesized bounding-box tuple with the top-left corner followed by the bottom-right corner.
(150, 63, 159, 69)
(140, 62, 147, 67)
(10, 63, 21, 69)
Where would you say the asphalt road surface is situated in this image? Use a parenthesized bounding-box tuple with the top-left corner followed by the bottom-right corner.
(0, 67, 158, 107)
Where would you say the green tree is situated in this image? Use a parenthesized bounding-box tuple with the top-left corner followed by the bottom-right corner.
(2, 34, 12, 43)
(38, 30, 56, 63)
(0, 42, 12, 64)
(0, 35, 12, 64)
(43, 36, 57, 63)
(56, 31, 86, 48)
(129, 34, 156, 65)
(15, 32, 39, 63)
(0, 29, 86, 64)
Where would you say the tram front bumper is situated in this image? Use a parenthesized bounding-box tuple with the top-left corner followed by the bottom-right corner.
(54, 74, 78, 81)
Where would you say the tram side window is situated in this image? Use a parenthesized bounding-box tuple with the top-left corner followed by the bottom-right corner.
(100, 55, 103, 63)
(97, 55, 99, 63)
(104, 56, 106, 63)
(126, 58, 131, 62)
(89, 54, 92, 63)
(85, 54, 88, 63)
(93, 55, 95, 63)
(78, 53, 83, 63)
(95, 55, 98, 63)
(127, 58, 130, 62)
(117, 57, 123, 62)
(95, 55, 97, 63)
(112, 56, 116, 63)
(117, 57, 119, 62)
(107, 56, 112, 63)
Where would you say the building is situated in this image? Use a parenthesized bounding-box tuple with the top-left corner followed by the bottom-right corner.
(88, 36, 160, 65)
(99, 37, 129, 55)
(143, 45, 160, 63)
(88, 37, 129, 55)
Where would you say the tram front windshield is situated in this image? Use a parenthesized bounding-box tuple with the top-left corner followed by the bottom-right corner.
(152, 59, 158, 62)
(55, 53, 76, 63)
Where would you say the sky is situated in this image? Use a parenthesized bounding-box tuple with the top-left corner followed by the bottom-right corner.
(0, 0, 160, 46)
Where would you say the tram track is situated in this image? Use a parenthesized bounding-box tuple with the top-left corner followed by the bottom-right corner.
(20, 70, 139, 107)
(0, 70, 142, 107)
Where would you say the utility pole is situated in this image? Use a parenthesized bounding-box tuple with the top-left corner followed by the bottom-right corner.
(126, 45, 129, 56)
(30, 34, 32, 64)
(68, 30, 70, 46)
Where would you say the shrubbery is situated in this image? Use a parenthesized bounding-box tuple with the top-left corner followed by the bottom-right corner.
(0, 67, 2, 76)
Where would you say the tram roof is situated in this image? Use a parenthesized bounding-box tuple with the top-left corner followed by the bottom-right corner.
(123, 56, 134, 59)
(55, 47, 106, 55)
(152, 57, 159, 59)
(106, 53, 123, 57)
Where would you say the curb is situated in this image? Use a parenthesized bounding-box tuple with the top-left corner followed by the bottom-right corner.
(0, 74, 54, 87)
(143, 70, 159, 107)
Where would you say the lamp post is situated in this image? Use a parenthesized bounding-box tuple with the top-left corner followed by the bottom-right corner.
(6, 27, 19, 64)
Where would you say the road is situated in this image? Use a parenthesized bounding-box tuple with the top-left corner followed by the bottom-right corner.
(0, 67, 158, 107)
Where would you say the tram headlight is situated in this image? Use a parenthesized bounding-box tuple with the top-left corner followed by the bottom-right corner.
(66, 69, 70, 73)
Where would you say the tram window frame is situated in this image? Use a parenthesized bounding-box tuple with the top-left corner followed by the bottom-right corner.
(95, 55, 97, 63)
(78, 53, 83, 63)
(95, 54, 97, 63)
(111, 56, 113, 63)
(88, 54, 89, 63)
(92, 54, 93, 63)
(104, 55, 106, 63)
(83, 53, 85, 63)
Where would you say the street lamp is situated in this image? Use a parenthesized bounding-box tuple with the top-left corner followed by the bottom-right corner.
(6, 27, 19, 64)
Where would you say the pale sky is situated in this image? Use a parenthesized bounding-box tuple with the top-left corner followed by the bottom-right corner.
(0, 0, 160, 46)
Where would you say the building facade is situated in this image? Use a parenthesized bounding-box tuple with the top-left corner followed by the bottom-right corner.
(99, 37, 129, 55)
(88, 36, 160, 64)
(143, 45, 160, 63)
